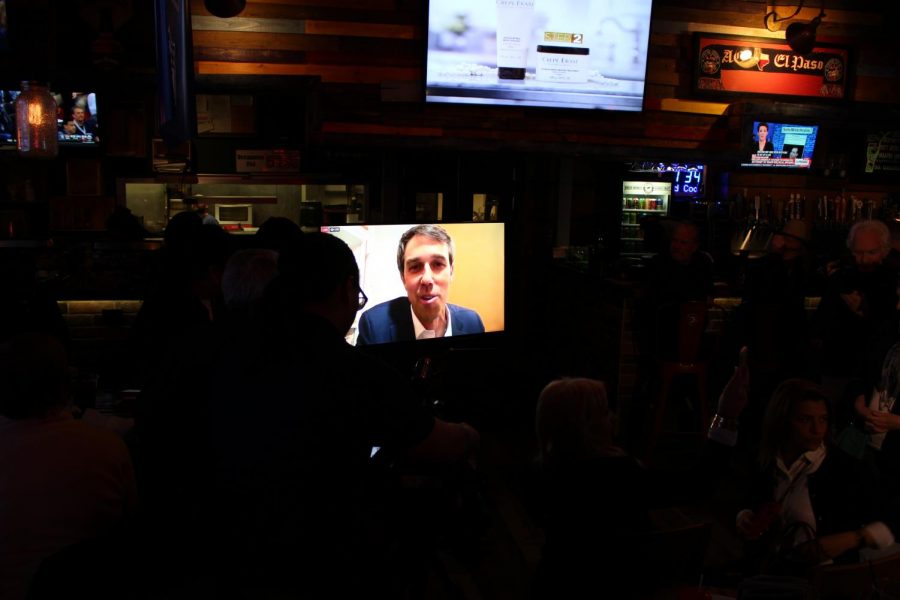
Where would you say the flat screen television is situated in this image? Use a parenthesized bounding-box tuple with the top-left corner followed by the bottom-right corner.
(425, 0, 654, 111)
(321, 222, 505, 347)
(55, 91, 100, 145)
(0, 89, 100, 147)
(741, 120, 818, 169)
(0, 89, 14, 146)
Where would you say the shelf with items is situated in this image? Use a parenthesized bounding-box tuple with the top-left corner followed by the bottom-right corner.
(622, 208, 666, 213)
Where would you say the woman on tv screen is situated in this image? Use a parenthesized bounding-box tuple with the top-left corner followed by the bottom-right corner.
(748, 121, 775, 161)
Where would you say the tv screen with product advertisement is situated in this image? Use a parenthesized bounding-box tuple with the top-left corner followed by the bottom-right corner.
(321, 222, 505, 347)
(425, 0, 654, 111)
(741, 120, 819, 169)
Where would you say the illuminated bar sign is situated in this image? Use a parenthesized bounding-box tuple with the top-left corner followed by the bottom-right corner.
(865, 131, 900, 174)
(693, 33, 849, 100)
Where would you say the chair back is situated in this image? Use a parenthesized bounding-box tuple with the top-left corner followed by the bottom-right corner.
(675, 301, 708, 363)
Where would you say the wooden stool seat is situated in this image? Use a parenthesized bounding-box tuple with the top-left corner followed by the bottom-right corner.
(644, 301, 710, 463)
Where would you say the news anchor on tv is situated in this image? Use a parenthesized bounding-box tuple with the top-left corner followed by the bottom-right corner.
(357, 224, 484, 345)
(747, 121, 774, 162)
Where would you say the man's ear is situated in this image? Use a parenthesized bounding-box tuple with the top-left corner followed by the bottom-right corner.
(341, 275, 356, 298)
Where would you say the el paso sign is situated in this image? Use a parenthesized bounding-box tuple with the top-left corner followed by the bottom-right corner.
(694, 33, 849, 101)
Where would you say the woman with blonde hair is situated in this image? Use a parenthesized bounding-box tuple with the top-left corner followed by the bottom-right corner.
(533, 378, 652, 598)
(535, 377, 622, 465)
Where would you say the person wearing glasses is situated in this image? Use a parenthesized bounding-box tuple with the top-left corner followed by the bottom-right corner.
(207, 232, 480, 596)
(357, 224, 484, 345)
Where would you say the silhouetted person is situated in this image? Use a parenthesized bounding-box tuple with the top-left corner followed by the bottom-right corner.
(252, 217, 303, 252)
(254, 216, 303, 254)
(638, 221, 714, 360)
(812, 220, 898, 405)
(105, 205, 148, 242)
(0, 334, 136, 600)
(0, 252, 69, 349)
(736, 219, 817, 437)
(130, 213, 233, 383)
(532, 378, 653, 598)
(128, 214, 233, 563)
(207, 232, 479, 596)
(630, 222, 713, 450)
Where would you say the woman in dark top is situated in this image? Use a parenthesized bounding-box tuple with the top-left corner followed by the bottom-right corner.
(749, 122, 775, 156)
(736, 379, 894, 575)
(532, 378, 654, 598)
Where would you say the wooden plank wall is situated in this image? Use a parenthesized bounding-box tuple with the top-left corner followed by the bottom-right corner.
(189, 0, 900, 157)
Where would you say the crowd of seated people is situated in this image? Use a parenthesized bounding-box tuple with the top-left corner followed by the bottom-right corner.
(630, 216, 900, 588)
(8, 212, 900, 598)
(1, 215, 480, 597)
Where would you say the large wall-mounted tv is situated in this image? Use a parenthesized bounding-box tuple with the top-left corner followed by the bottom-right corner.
(321, 222, 505, 347)
(741, 120, 818, 169)
(425, 0, 654, 111)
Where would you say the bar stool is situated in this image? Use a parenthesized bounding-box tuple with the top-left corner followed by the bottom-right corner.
(644, 301, 710, 463)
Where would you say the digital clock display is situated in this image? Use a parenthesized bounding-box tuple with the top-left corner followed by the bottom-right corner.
(673, 166, 704, 197)
(627, 162, 706, 198)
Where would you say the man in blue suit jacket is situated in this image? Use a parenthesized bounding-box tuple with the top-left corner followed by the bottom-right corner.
(357, 224, 485, 345)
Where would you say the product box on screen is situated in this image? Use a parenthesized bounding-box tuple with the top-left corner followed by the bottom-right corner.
(425, 0, 654, 111)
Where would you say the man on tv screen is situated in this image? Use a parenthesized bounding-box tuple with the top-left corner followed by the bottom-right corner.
(357, 224, 485, 345)
(61, 105, 98, 143)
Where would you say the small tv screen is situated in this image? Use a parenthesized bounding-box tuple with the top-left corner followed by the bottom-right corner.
(56, 91, 100, 145)
(741, 120, 818, 169)
(321, 222, 505, 347)
(0, 89, 100, 147)
(425, 0, 653, 111)
(0, 89, 14, 146)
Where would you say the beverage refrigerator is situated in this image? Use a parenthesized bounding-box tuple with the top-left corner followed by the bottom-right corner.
(620, 178, 672, 255)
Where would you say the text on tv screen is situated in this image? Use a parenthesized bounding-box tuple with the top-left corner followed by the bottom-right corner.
(425, 0, 654, 112)
(742, 120, 818, 169)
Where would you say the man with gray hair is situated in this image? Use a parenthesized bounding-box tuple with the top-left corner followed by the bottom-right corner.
(357, 224, 484, 345)
(813, 219, 898, 399)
